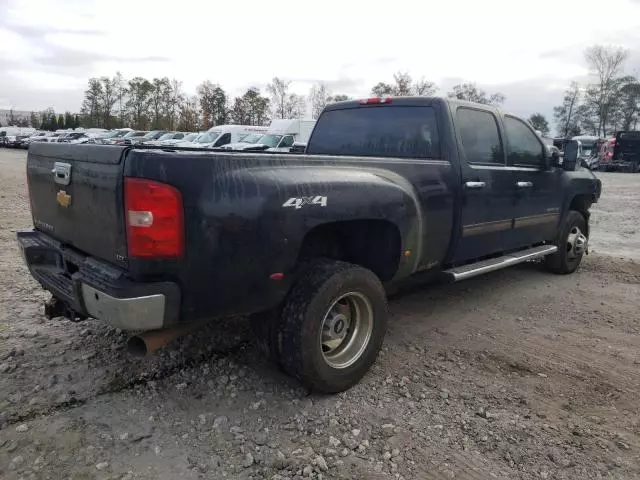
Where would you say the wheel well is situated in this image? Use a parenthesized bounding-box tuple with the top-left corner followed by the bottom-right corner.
(297, 220, 402, 282)
(569, 194, 594, 235)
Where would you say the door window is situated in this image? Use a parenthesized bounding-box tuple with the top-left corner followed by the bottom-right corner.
(456, 108, 504, 165)
(279, 135, 294, 148)
(504, 116, 545, 167)
(214, 133, 232, 147)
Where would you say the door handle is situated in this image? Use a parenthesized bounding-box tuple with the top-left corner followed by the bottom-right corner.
(516, 181, 533, 188)
(465, 181, 486, 189)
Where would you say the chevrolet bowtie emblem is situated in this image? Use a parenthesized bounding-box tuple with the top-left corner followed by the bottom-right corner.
(56, 190, 72, 208)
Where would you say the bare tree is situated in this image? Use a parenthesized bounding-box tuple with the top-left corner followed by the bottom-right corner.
(100, 76, 118, 128)
(267, 77, 292, 119)
(309, 83, 330, 119)
(371, 72, 437, 97)
(285, 93, 306, 119)
(584, 45, 629, 136)
(114, 72, 128, 127)
(447, 83, 506, 105)
(392, 72, 413, 96)
(553, 82, 582, 137)
(163, 79, 183, 130)
(178, 95, 200, 131)
(150, 77, 171, 129)
(413, 77, 437, 96)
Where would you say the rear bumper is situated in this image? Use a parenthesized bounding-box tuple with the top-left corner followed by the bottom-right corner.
(17, 230, 181, 331)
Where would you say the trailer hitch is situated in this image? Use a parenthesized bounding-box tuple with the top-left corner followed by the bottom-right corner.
(44, 297, 87, 322)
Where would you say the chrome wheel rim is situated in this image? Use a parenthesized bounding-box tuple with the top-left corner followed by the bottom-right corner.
(320, 292, 374, 369)
(566, 226, 588, 260)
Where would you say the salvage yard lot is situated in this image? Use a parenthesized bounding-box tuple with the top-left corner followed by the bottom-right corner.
(0, 148, 639, 480)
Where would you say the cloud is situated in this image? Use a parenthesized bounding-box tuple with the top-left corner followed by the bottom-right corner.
(0, 0, 639, 121)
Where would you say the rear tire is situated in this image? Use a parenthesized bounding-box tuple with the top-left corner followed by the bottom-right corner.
(278, 259, 387, 393)
(544, 210, 587, 274)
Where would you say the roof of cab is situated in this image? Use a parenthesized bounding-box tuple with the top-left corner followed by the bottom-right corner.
(323, 96, 504, 115)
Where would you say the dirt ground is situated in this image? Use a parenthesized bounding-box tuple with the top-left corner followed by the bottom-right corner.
(0, 148, 639, 480)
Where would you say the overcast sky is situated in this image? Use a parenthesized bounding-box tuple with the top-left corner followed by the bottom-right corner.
(1, 0, 640, 128)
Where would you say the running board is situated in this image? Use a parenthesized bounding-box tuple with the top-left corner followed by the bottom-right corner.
(443, 245, 558, 282)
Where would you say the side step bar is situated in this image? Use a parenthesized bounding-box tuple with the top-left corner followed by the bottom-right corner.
(443, 245, 558, 282)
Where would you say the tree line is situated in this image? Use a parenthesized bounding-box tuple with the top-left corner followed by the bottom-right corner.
(32, 42, 639, 137)
(551, 45, 640, 138)
(3, 109, 80, 131)
(72, 72, 510, 131)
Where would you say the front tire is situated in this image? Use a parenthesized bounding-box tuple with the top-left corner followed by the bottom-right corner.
(279, 260, 388, 393)
(545, 211, 587, 274)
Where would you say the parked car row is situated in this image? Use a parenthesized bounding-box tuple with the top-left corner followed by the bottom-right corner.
(547, 132, 640, 172)
(0, 127, 111, 148)
(1, 119, 317, 153)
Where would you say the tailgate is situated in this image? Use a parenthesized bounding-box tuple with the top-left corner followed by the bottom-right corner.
(27, 143, 128, 268)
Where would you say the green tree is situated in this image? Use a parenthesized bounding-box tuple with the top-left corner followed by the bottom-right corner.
(243, 88, 269, 125)
(370, 82, 394, 96)
(197, 80, 229, 127)
(80, 77, 103, 127)
(126, 77, 153, 129)
(329, 94, 351, 102)
(617, 77, 640, 130)
(29, 111, 40, 129)
(64, 112, 74, 130)
(58, 114, 65, 129)
(528, 113, 550, 136)
(50, 113, 58, 131)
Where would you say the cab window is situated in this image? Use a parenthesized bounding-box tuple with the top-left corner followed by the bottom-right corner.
(456, 108, 504, 165)
(504, 116, 545, 167)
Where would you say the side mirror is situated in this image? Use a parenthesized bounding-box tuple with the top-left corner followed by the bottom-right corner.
(562, 140, 579, 171)
(550, 148, 561, 168)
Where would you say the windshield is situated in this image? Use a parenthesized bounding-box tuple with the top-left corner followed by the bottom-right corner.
(307, 106, 441, 158)
(580, 141, 597, 155)
(196, 132, 220, 144)
(183, 133, 197, 142)
(143, 131, 158, 139)
(240, 133, 262, 144)
(255, 134, 282, 148)
(158, 133, 175, 141)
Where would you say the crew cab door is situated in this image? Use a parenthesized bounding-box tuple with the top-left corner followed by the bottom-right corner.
(452, 106, 518, 262)
(502, 115, 563, 247)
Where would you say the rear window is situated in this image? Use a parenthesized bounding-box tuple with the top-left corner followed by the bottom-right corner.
(307, 106, 440, 159)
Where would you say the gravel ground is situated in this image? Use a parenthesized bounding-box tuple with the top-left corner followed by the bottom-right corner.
(0, 148, 639, 480)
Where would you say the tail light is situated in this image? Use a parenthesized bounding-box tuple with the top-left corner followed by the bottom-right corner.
(359, 97, 392, 105)
(124, 178, 184, 258)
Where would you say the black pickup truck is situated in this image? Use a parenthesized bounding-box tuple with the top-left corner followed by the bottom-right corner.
(18, 97, 601, 392)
